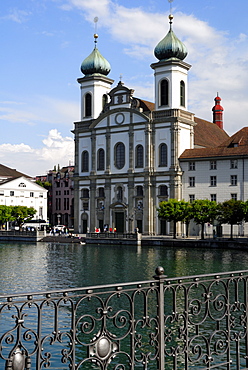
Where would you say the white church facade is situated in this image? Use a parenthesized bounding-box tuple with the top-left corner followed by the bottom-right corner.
(73, 15, 248, 236)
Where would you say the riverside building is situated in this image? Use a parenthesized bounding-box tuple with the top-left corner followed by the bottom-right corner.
(0, 164, 47, 223)
(73, 14, 247, 236)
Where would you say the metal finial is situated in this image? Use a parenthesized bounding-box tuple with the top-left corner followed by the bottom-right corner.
(94, 17, 99, 45)
(119, 74, 123, 82)
(168, 0, 174, 14)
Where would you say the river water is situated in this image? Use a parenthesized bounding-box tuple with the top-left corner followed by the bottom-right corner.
(1, 242, 248, 369)
(0, 241, 248, 293)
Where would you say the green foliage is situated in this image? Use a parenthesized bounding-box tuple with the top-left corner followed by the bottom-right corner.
(191, 199, 218, 239)
(218, 200, 245, 239)
(0, 206, 14, 226)
(0, 205, 36, 227)
(157, 199, 191, 238)
(35, 180, 51, 189)
(10, 206, 36, 226)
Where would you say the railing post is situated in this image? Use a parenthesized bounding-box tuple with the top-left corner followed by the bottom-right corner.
(154, 266, 167, 370)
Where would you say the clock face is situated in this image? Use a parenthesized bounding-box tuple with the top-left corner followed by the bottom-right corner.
(115, 113, 125, 125)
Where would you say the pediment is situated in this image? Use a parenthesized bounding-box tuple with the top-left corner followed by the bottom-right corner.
(89, 108, 150, 129)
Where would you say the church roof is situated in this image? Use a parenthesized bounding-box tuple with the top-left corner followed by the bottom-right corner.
(138, 99, 155, 112)
(194, 117, 229, 148)
(180, 127, 248, 160)
(0, 164, 31, 180)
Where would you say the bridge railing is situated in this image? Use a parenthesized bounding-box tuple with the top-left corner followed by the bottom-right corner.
(1, 268, 248, 369)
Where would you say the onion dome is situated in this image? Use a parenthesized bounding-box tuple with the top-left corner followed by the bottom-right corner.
(154, 15, 187, 62)
(81, 34, 111, 76)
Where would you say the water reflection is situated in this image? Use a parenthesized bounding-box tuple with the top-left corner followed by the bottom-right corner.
(0, 242, 247, 294)
(0, 242, 248, 369)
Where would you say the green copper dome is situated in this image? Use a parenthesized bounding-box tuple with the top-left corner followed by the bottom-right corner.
(154, 15, 187, 62)
(81, 35, 111, 77)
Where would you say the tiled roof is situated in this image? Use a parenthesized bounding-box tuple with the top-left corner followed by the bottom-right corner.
(0, 164, 31, 179)
(180, 127, 248, 160)
(194, 117, 229, 148)
(138, 99, 155, 112)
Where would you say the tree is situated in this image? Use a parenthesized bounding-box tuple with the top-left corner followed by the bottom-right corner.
(218, 200, 245, 239)
(191, 199, 218, 240)
(157, 199, 190, 239)
(0, 206, 14, 228)
(35, 180, 51, 189)
(10, 206, 37, 227)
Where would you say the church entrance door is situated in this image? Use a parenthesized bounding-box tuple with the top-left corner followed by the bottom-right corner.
(115, 212, 124, 233)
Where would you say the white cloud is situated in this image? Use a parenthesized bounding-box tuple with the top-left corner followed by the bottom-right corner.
(0, 97, 78, 127)
(3, 8, 31, 23)
(61, 0, 248, 135)
(0, 130, 74, 176)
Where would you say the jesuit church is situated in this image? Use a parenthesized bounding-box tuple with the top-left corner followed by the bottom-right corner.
(73, 14, 248, 236)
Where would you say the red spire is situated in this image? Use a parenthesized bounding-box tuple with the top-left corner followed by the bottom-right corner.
(212, 93, 224, 130)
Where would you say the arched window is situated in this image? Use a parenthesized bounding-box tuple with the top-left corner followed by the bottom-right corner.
(180, 80, 185, 107)
(117, 186, 123, 202)
(159, 185, 168, 196)
(81, 188, 89, 198)
(135, 145, 144, 168)
(82, 151, 89, 172)
(136, 186, 143, 197)
(98, 187, 105, 198)
(159, 143, 168, 167)
(115, 142, 125, 169)
(97, 148, 105, 171)
(102, 94, 108, 109)
(85, 93, 92, 117)
(160, 79, 169, 106)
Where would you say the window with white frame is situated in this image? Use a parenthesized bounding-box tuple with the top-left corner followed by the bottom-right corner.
(230, 175, 237, 186)
(189, 161, 195, 171)
(210, 160, 217, 170)
(189, 177, 195, 187)
(189, 194, 195, 203)
(230, 159, 238, 169)
(210, 194, 217, 202)
(231, 193, 237, 201)
(210, 176, 217, 186)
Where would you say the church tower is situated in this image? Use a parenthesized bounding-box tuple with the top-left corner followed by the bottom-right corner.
(150, 13, 195, 210)
(151, 14, 191, 111)
(78, 34, 114, 120)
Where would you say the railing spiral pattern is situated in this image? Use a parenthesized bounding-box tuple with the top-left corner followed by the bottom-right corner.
(0, 268, 247, 369)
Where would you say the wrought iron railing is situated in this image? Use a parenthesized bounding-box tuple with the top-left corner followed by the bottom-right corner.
(1, 268, 248, 369)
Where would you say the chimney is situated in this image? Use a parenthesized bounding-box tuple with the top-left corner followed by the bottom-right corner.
(212, 93, 224, 129)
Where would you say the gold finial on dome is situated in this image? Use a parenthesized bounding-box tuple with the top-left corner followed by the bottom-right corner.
(168, 0, 174, 27)
(94, 33, 98, 43)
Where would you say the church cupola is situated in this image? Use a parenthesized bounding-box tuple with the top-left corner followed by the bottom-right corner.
(151, 14, 191, 111)
(81, 34, 111, 77)
(212, 93, 224, 130)
(154, 15, 188, 62)
(77, 34, 114, 121)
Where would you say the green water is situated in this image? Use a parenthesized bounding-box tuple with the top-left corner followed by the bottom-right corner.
(0, 242, 248, 369)
(0, 242, 247, 293)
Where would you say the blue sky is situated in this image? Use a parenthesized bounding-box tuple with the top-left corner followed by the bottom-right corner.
(1, 0, 248, 176)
